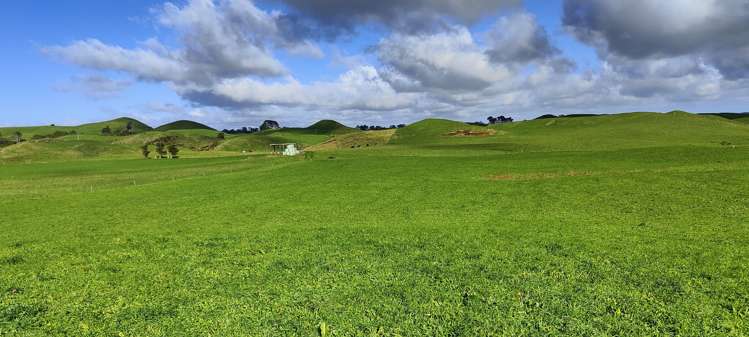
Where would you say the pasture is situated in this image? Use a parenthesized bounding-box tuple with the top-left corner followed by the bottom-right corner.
(1, 113, 748, 336)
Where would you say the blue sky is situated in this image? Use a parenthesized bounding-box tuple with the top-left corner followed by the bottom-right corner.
(1, 0, 747, 128)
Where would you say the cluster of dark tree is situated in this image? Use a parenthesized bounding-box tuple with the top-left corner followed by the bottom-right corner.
(0, 131, 25, 145)
(355, 124, 406, 131)
(0, 132, 16, 147)
(487, 115, 514, 124)
(468, 115, 515, 126)
(141, 136, 180, 159)
(221, 127, 259, 135)
(31, 130, 77, 140)
(260, 120, 280, 130)
(221, 120, 281, 134)
(101, 121, 136, 136)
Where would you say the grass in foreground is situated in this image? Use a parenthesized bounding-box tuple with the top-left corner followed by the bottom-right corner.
(1, 142, 748, 336)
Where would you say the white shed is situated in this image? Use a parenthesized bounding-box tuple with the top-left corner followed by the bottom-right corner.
(270, 143, 301, 156)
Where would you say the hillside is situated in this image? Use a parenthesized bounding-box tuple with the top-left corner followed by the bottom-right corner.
(0, 136, 137, 162)
(216, 128, 338, 153)
(215, 120, 356, 152)
(306, 120, 358, 134)
(699, 112, 749, 121)
(388, 119, 492, 145)
(3, 112, 749, 162)
(0, 117, 152, 138)
(492, 111, 749, 151)
(78, 117, 152, 134)
(156, 120, 215, 131)
(307, 129, 396, 151)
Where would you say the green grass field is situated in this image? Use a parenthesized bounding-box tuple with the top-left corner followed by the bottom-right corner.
(1, 113, 749, 336)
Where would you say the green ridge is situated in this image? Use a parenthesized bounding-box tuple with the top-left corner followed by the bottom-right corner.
(156, 120, 216, 131)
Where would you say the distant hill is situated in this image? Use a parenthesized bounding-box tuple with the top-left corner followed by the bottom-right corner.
(0, 117, 152, 138)
(156, 120, 215, 131)
(388, 119, 490, 145)
(306, 120, 358, 134)
(493, 111, 749, 151)
(3, 111, 749, 161)
(699, 112, 749, 119)
(79, 117, 153, 134)
(215, 120, 357, 152)
(699, 112, 749, 124)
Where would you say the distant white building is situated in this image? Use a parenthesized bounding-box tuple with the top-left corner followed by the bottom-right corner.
(270, 143, 301, 156)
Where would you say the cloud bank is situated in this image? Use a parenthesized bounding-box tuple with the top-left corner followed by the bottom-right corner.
(45, 0, 749, 126)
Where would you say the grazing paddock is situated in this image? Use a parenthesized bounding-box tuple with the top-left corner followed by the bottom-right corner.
(1, 143, 748, 336)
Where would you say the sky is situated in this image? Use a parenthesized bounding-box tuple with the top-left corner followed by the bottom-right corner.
(1, 0, 748, 129)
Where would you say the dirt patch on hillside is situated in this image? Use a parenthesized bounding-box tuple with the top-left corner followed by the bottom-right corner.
(447, 129, 496, 137)
(305, 138, 338, 151)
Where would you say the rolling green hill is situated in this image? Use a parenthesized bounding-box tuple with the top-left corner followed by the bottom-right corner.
(156, 120, 215, 131)
(306, 120, 358, 134)
(3, 112, 749, 162)
(388, 119, 490, 145)
(492, 111, 749, 151)
(0, 117, 152, 138)
(2, 111, 749, 335)
(78, 117, 152, 134)
(216, 120, 358, 152)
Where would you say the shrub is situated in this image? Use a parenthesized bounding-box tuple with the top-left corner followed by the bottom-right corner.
(167, 144, 180, 159)
(141, 144, 151, 159)
(154, 142, 167, 159)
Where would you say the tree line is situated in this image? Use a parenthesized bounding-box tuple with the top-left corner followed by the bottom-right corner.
(221, 127, 260, 134)
(468, 115, 515, 126)
(355, 124, 407, 131)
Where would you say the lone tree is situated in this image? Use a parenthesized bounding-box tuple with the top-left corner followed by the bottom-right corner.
(13, 131, 22, 144)
(167, 144, 180, 159)
(154, 142, 167, 159)
(141, 144, 151, 159)
(217, 132, 225, 139)
(101, 125, 112, 135)
(126, 121, 134, 134)
(260, 120, 280, 130)
(487, 115, 514, 124)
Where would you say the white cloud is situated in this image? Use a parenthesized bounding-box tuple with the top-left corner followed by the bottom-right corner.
(46, 39, 185, 83)
(53, 75, 133, 99)
(44, 0, 749, 126)
(377, 26, 512, 91)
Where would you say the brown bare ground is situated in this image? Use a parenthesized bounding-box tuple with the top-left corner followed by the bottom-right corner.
(447, 129, 497, 137)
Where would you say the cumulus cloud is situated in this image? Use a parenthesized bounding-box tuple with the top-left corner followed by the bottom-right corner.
(563, 0, 749, 80)
(485, 12, 560, 65)
(54, 75, 133, 99)
(44, 0, 749, 126)
(46, 39, 186, 83)
(279, 0, 521, 36)
(179, 66, 420, 112)
(377, 27, 512, 91)
(45, 0, 325, 86)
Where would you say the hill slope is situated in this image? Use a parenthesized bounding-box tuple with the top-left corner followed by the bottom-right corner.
(156, 120, 215, 131)
(0, 117, 152, 138)
(388, 119, 491, 145)
(215, 120, 357, 152)
(78, 117, 152, 134)
(306, 120, 358, 134)
(492, 111, 749, 151)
